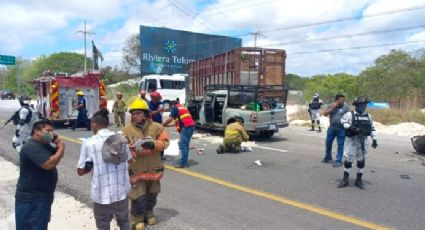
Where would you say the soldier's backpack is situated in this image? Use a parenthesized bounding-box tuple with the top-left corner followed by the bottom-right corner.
(12, 107, 32, 125)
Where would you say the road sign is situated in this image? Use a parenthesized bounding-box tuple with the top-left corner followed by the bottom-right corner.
(0, 55, 16, 65)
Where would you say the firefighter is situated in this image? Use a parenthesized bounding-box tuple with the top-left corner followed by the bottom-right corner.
(121, 99, 169, 230)
(216, 116, 250, 154)
(72, 91, 91, 131)
(12, 96, 39, 151)
(112, 92, 127, 127)
(338, 97, 378, 189)
(163, 100, 195, 168)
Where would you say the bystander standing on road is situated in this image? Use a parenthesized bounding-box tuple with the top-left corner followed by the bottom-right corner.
(15, 119, 65, 230)
(77, 109, 132, 230)
(322, 94, 350, 167)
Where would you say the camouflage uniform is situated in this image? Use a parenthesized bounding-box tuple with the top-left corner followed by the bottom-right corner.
(122, 120, 169, 229)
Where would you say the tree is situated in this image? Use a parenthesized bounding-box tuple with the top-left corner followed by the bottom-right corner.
(285, 73, 308, 90)
(122, 33, 141, 74)
(304, 73, 359, 103)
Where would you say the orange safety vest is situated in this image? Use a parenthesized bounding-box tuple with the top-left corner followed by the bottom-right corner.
(174, 104, 195, 132)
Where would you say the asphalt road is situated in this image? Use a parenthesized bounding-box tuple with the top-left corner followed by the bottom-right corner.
(0, 102, 424, 230)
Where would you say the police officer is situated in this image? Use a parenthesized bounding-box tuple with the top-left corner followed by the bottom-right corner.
(338, 97, 378, 189)
(72, 91, 91, 131)
(216, 116, 249, 154)
(112, 92, 127, 127)
(12, 96, 38, 151)
(121, 99, 169, 230)
(308, 93, 323, 132)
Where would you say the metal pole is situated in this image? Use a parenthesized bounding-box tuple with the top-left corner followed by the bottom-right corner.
(16, 60, 21, 95)
(84, 21, 87, 72)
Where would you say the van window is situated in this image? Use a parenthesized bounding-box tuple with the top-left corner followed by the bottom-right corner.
(147, 79, 157, 91)
(160, 80, 185, 89)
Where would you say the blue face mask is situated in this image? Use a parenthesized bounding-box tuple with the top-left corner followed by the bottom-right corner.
(355, 104, 367, 114)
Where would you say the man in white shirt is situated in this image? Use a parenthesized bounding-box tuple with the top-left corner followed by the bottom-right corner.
(77, 109, 132, 230)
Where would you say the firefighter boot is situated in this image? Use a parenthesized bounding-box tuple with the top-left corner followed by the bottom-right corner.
(131, 215, 145, 230)
(355, 173, 364, 189)
(145, 211, 156, 225)
(338, 172, 349, 188)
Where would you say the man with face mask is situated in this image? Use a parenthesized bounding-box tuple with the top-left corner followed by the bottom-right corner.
(15, 120, 65, 230)
(338, 97, 378, 189)
(121, 99, 169, 230)
(72, 91, 91, 131)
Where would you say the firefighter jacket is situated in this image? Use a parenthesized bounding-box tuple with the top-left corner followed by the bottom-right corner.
(121, 120, 169, 199)
(224, 122, 250, 145)
(112, 99, 127, 113)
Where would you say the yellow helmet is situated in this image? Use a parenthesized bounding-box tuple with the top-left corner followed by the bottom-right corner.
(76, 91, 84, 96)
(129, 99, 148, 112)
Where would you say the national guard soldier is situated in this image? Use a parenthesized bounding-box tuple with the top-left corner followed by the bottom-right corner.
(12, 96, 39, 151)
(308, 93, 323, 132)
(338, 97, 378, 189)
(121, 99, 169, 230)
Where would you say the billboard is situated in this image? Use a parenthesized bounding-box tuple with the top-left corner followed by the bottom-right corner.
(140, 26, 242, 75)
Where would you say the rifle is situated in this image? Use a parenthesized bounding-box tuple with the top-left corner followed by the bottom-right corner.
(0, 114, 15, 129)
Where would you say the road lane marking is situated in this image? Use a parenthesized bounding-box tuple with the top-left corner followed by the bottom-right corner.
(52, 134, 389, 229)
(254, 146, 288, 152)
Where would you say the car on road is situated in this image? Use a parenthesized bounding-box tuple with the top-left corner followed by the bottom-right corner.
(0, 90, 16, 100)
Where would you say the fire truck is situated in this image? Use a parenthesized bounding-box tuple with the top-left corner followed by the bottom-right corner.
(31, 71, 107, 124)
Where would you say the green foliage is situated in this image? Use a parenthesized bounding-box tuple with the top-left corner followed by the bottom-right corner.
(368, 108, 425, 125)
(102, 66, 133, 85)
(286, 73, 308, 90)
(303, 73, 359, 103)
(106, 83, 139, 102)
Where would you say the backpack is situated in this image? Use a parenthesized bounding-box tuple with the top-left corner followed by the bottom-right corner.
(12, 106, 32, 125)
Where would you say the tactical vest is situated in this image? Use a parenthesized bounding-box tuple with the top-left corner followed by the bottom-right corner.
(309, 100, 322, 109)
(346, 111, 372, 137)
(174, 104, 195, 132)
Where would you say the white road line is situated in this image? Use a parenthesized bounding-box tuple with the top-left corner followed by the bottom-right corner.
(254, 146, 288, 153)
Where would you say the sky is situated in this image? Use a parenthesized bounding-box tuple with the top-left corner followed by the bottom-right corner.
(0, 0, 424, 77)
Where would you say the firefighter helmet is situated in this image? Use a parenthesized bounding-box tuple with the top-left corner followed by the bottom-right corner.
(76, 91, 84, 96)
(129, 99, 149, 113)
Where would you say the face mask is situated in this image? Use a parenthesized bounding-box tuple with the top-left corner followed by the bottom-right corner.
(355, 104, 367, 114)
(41, 132, 54, 143)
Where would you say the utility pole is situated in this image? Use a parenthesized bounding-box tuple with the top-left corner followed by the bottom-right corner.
(77, 21, 95, 72)
(249, 31, 266, 47)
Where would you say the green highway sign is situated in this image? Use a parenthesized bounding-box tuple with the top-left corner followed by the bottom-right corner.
(0, 55, 16, 65)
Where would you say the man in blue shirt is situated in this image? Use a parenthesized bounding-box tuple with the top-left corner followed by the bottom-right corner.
(148, 92, 165, 124)
(72, 91, 91, 131)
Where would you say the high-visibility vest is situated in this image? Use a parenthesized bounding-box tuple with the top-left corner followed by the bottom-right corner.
(174, 104, 194, 132)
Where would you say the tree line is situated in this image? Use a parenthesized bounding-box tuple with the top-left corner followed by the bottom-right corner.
(287, 49, 425, 107)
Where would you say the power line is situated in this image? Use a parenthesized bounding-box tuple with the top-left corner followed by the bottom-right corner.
(263, 24, 425, 47)
(288, 39, 425, 55)
(165, 0, 218, 33)
(258, 4, 425, 34)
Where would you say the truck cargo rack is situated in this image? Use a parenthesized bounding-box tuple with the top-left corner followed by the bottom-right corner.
(204, 84, 289, 92)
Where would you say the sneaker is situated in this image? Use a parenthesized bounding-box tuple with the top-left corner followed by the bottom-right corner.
(333, 162, 342, 167)
(321, 158, 332, 163)
(174, 164, 186, 168)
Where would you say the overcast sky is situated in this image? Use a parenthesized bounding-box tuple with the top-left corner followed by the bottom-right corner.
(0, 0, 424, 76)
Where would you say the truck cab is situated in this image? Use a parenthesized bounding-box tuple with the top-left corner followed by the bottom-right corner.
(190, 85, 289, 137)
(140, 74, 188, 105)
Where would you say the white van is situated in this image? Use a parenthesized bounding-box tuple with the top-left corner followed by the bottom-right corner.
(140, 74, 187, 105)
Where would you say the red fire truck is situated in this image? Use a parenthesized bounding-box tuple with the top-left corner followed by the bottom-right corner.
(31, 71, 107, 123)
